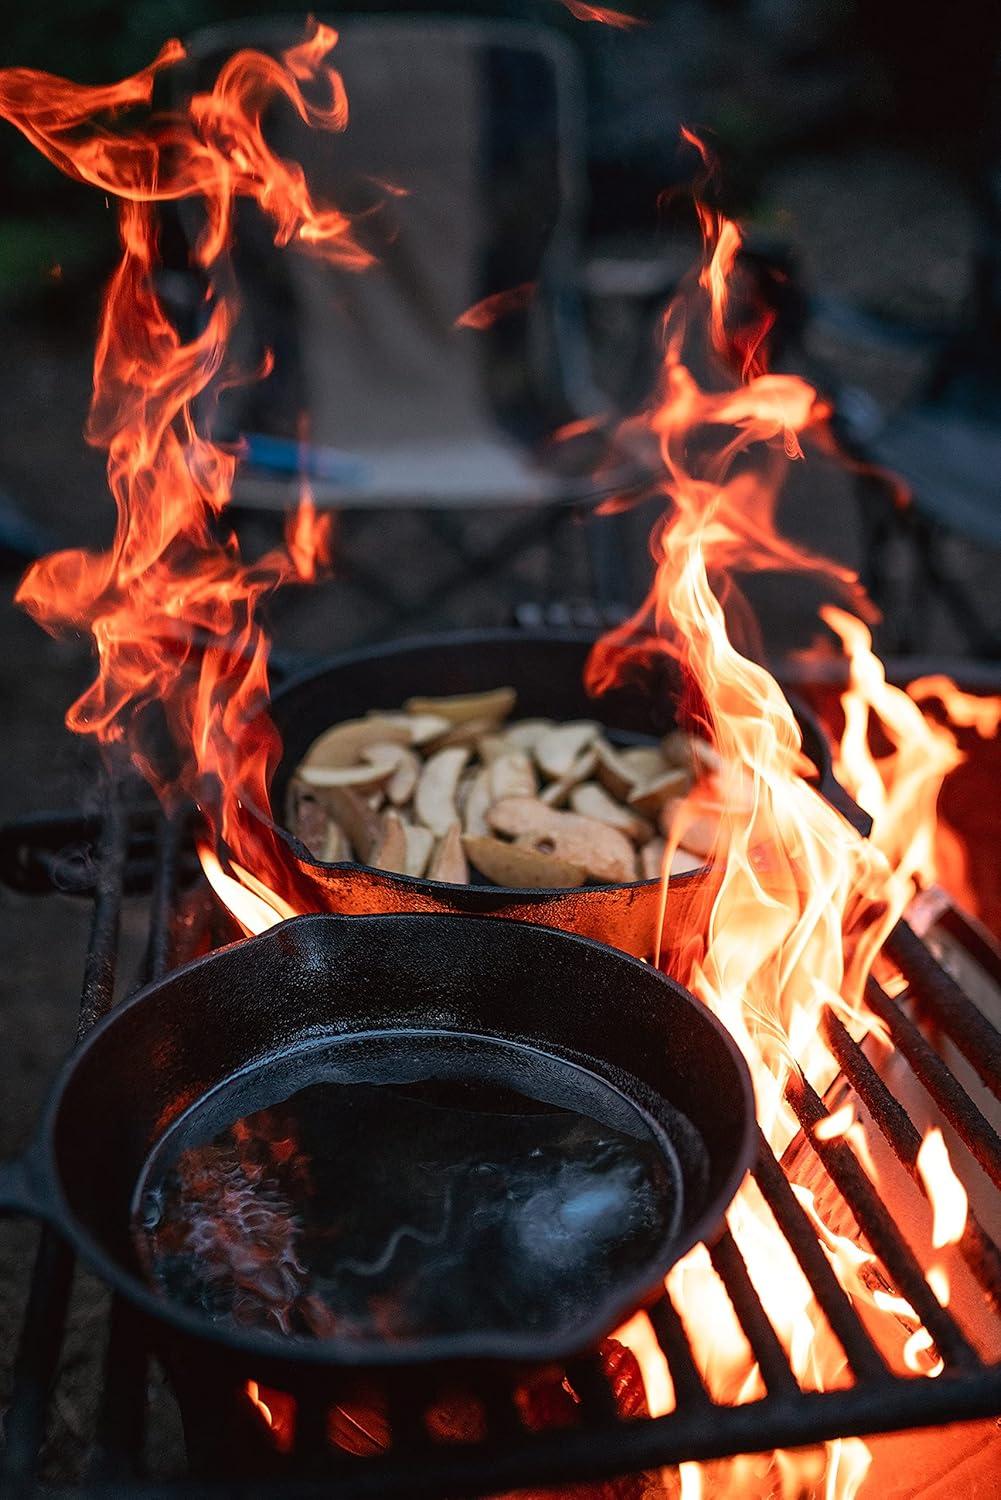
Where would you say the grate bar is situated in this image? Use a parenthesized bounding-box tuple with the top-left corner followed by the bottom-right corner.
(884, 920, 1001, 1103)
(39, 1371, 1001, 1500)
(647, 1293, 713, 1411)
(77, 788, 128, 1039)
(751, 1133, 889, 1382)
(862, 979, 1001, 1189)
(785, 1074, 980, 1370)
(85, 1298, 147, 1483)
(0, 1231, 75, 1484)
(707, 1229, 799, 1398)
(822, 1008, 1001, 1310)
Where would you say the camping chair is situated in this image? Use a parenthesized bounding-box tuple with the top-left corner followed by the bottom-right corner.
(171, 16, 657, 633)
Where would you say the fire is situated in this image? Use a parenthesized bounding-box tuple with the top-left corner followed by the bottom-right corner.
(0, 20, 366, 905)
(590, 131, 978, 1494)
(916, 1128, 968, 1251)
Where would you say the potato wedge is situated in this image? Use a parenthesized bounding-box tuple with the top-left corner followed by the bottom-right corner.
(593, 739, 635, 801)
(361, 742, 420, 805)
(321, 785, 383, 864)
(428, 821, 468, 884)
(571, 781, 653, 843)
(369, 810, 409, 875)
(489, 749, 537, 803)
(488, 797, 636, 884)
(534, 721, 601, 780)
(660, 798, 721, 858)
(301, 715, 412, 771)
(538, 748, 598, 808)
(402, 821, 434, 878)
(627, 767, 692, 819)
(404, 687, 516, 726)
(618, 746, 668, 784)
(463, 766, 492, 837)
(414, 746, 470, 837)
(298, 762, 392, 794)
(462, 835, 585, 889)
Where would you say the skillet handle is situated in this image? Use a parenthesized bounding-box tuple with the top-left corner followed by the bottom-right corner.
(0, 1145, 57, 1224)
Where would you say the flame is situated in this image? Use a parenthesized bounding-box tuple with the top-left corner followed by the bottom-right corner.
(558, 1, 648, 28)
(588, 131, 971, 1495)
(916, 1128, 969, 1250)
(0, 22, 368, 911)
(454, 281, 537, 330)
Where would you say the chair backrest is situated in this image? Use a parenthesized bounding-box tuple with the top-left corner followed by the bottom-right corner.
(176, 17, 594, 480)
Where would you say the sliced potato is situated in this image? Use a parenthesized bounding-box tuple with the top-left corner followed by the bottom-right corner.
(402, 821, 434, 878)
(640, 837, 665, 880)
(414, 746, 470, 837)
(571, 781, 653, 843)
(369, 810, 409, 875)
(321, 785, 383, 864)
(502, 718, 554, 753)
(660, 797, 721, 858)
(323, 821, 352, 863)
(298, 762, 392, 794)
(430, 714, 507, 751)
(627, 767, 692, 819)
(301, 715, 412, 771)
(488, 797, 636, 884)
(489, 749, 537, 803)
(361, 742, 420, 805)
(463, 766, 492, 837)
(428, 821, 468, 884)
(404, 687, 516, 726)
(671, 847, 704, 875)
(534, 721, 601, 780)
(462, 835, 586, 889)
(593, 739, 635, 802)
(618, 746, 668, 784)
(371, 710, 451, 746)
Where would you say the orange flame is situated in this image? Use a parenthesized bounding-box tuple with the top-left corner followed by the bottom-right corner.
(0, 22, 366, 899)
(559, 1, 648, 28)
(454, 281, 537, 330)
(916, 1128, 969, 1250)
(589, 131, 970, 1494)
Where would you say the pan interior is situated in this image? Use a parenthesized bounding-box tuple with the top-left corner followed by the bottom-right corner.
(131, 1029, 684, 1349)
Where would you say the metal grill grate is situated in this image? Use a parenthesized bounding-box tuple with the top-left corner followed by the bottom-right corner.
(1, 786, 1000, 1496)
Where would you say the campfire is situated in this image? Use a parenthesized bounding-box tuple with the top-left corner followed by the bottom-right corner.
(1, 19, 999, 1499)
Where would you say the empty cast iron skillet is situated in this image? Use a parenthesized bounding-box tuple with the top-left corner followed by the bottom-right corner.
(0, 912, 754, 1390)
(255, 630, 869, 961)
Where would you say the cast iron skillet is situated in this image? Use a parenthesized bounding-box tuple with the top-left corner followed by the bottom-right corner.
(0, 912, 754, 1390)
(253, 629, 869, 959)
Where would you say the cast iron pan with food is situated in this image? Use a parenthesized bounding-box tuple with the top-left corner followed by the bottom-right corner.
(257, 630, 868, 960)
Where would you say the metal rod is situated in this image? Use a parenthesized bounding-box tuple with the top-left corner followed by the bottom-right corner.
(78, 786, 128, 1038)
(86, 1297, 147, 1482)
(144, 809, 183, 984)
(707, 1229, 799, 1398)
(864, 979, 1001, 1189)
(0, 1229, 75, 1483)
(785, 1072, 980, 1370)
(646, 1294, 713, 1411)
(85, 1372, 1001, 1500)
(751, 1133, 889, 1382)
(823, 1008, 1001, 1311)
(884, 920, 1001, 1102)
